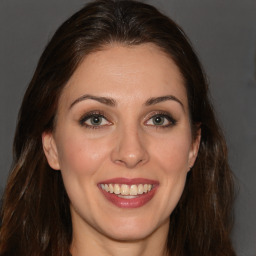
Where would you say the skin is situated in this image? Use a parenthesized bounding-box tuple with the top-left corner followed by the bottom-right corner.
(42, 43, 200, 256)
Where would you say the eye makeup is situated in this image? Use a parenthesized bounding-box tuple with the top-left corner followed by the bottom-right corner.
(79, 110, 112, 129)
(144, 111, 177, 129)
(78, 109, 177, 131)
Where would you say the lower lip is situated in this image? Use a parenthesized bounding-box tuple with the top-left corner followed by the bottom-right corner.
(99, 186, 158, 208)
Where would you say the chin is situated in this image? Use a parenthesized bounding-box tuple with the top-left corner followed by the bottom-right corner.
(103, 226, 154, 242)
(99, 216, 169, 242)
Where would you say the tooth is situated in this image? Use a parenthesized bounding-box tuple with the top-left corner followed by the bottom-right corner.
(130, 185, 138, 195)
(105, 184, 109, 192)
(118, 195, 137, 199)
(121, 184, 129, 195)
(109, 184, 114, 193)
(103, 183, 153, 195)
(138, 184, 144, 194)
(114, 184, 120, 194)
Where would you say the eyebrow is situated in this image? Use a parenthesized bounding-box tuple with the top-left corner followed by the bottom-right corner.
(69, 94, 184, 110)
(145, 95, 184, 109)
(69, 94, 116, 109)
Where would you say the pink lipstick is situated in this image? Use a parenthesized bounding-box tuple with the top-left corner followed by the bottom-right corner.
(98, 178, 159, 208)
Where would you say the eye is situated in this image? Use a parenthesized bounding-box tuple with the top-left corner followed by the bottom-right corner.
(79, 111, 112, 128)
(145, 113, 176, 128)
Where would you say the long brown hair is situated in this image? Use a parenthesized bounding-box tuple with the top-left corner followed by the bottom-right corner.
(0, 0, 236, 255)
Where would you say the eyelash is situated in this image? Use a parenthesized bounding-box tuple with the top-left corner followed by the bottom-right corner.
(145, 111, 177, 128)
(79, 111, 177, 129)
(79, 110, 111, 129)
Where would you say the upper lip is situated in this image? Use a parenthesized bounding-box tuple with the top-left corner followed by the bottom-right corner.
(98, 177, 159, 185)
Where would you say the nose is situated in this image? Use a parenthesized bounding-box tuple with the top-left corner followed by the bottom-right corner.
(111, 126, 149, 169)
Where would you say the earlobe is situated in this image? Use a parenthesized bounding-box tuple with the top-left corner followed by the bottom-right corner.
(42, 132, 60, 170)
(188, 128, 201, 170)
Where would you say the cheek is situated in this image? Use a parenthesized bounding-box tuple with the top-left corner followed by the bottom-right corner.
(56, 132, 111, 177)
(151, 132, 191, 213)
(55, 132, 113, 210)
(153, 131, 192, 175)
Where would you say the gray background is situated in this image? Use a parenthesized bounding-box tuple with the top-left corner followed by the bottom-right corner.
(0, 0, 255, 255)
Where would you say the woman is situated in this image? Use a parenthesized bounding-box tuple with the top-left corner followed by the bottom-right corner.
(0, 0, 236, 255)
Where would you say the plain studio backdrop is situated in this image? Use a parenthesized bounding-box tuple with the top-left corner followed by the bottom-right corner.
(0, 0, 255, 255)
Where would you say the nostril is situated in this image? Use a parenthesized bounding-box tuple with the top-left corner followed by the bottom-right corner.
(110, 129, 149, 168)
(113, 154, 147, 169)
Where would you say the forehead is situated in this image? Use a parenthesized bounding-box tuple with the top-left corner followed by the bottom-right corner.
(59, 43, 188, 110)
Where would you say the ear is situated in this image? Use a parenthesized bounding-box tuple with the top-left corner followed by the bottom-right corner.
(42, 132, 60, 170)
(188, 127, 201, 171)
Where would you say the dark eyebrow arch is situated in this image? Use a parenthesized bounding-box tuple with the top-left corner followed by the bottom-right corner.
(145, 95, 184, 110)
(69, 94, 116, 109)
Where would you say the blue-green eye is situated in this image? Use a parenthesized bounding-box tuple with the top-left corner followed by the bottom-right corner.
(146, 113, 176, 127)
(152, 116, 166, 125)
(87, 115, 103, 126)
(79, 112, 111, 128)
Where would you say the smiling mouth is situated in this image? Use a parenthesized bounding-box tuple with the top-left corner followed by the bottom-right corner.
(100, 183, 153, 198)
(98, 178, 158, 208)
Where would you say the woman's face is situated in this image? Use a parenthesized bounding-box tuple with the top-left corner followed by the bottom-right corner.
(43, 43, 200, 243)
